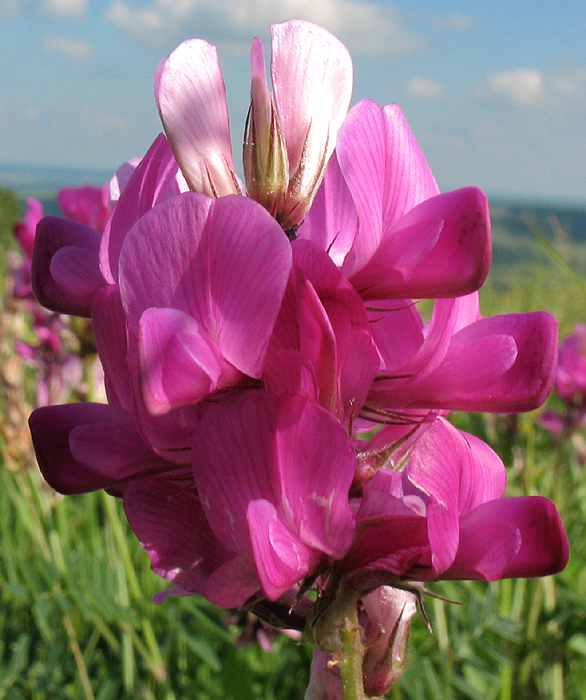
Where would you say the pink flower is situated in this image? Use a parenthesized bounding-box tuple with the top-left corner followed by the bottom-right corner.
(155, 20, 352, 232)
(540, 324, 586, 435)
(344, 418, 568, 588)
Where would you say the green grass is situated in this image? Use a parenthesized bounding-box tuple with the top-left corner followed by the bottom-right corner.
(2, 192, 586, 698)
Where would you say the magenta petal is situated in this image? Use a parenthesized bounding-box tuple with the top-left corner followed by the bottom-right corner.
(32, 216, 104, 317)
(91, 285, 133, 411)
(273, 394, 356, 557)
(123, 475, 233, 596)
(203, 196, 292, 376)
(50, 245, 104, 310)
(120, 194, 291, 378)
(271, 20, 352, 183)
(447, 497, 569, 580)
(297, 153, 358, 266)
(192, 391, 356, 565)
(351, 187, 491, 300)
(155, 39, 238, 197)
(29, 403, 167, 494)
(138, 307, 231, 415)
(338, 100, 439, 278)
(58, 184, 109, 232)
(390, 311, 559, 413)
(248, 499, 321, 601)
(100, 134, 182, 283)
(204, 556, 262, 608)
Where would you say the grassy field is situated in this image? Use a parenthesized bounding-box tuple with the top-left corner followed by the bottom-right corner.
(1, 188, 586, 699)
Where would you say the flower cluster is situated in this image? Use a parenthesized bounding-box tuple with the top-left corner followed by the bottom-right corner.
(28, 20, 568, 698)
(540, 324, 586, 437)
(12, 187, 108, 406)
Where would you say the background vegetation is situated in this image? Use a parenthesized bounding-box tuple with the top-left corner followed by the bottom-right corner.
(1, 188, 586, 699)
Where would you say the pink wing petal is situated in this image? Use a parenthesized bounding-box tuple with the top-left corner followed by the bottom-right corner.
(120, 194, 291, 378)
(271, 19, 352, 186)
(296, 152, 358, 266)
(383, 311, 558, 413)
(191, 391, 280, 555)
(404, 419, 464, 575)
(274, 394, 356, 558)
(155, 38, 239, 197)
(203, 196, 292, 376)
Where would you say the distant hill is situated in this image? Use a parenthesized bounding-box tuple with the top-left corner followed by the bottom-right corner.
(2, 162, 586, 273)
(489, 199, 586, 272)
(0, 162, 113, 201)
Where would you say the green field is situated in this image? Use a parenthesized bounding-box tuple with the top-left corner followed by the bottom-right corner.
(1, 188, 586, 699)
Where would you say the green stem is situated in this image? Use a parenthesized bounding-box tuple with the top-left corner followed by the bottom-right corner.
(338, 602, 367, 700)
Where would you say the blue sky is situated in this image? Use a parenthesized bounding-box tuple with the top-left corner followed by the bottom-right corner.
(1, 0, 585, 204)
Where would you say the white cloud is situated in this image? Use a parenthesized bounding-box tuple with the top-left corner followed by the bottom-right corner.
(486, 68, 544, 106)
(43, 34, 93, 59)
(406, 76, 444, 100)
(482, 66, 586, 114)
(40, 0, 86, 19)
(106, 0, 426, 55)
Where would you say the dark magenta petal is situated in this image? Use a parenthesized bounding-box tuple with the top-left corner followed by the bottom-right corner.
(32, 216, 104, 317)
(29, 403, 169, 494)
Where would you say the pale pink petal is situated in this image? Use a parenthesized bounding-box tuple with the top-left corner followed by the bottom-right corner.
(361, 587, 418, 696)
(305, 648, 343, 700)
(155, 39, 239, 197)
(271, 19, 352, 185)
